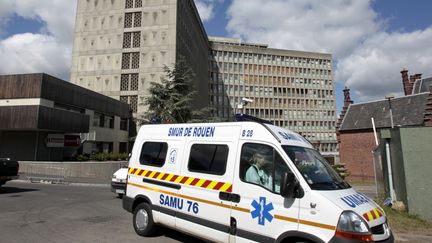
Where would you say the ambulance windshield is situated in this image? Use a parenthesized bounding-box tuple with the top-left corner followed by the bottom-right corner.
(282, 145, 350, 190)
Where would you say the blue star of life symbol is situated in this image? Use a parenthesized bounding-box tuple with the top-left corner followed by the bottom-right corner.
(251, 196, 274, 225)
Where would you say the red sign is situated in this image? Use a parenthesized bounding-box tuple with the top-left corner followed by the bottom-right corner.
(64, 135, 81, 147)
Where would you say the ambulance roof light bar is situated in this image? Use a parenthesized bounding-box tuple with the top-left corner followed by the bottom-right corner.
(234, 113, 273, 124)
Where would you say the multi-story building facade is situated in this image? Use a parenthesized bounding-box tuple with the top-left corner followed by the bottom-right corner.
(0, 73, 131, 160)
(70, 0, 338, 157)
(70, 0, 209, 117)
(209, 37, 338, 156)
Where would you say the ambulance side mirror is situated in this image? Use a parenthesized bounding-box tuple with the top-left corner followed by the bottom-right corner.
(280, 172, 302, 198)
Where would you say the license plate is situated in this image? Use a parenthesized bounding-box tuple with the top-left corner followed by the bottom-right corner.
(116, 189, 125, 194)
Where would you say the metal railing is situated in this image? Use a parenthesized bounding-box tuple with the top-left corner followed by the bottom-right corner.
(25, 163, 66, 183)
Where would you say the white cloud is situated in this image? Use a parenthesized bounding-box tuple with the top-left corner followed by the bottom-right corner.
(226, 0, 432, 102)
(336, 28, 432, 101)
(0, 0, 77, 80)
(194, 0, 216, 22)
(0, 33, 72, 80)
(227, 0, 379, 58)
(0, 1, 14, 36)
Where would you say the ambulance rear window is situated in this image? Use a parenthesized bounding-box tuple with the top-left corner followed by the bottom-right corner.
(139, 142, 168, 167)
(188, 144, 229, 175)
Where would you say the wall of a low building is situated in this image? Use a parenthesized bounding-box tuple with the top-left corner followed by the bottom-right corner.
(19, 161, 127, 181)
(0, 131, 77, 161)
(339, 131, 376, 181)
(399, 127, 432, 221)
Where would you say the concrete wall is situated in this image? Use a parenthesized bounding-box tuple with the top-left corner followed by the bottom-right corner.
(339, 131, 376, 181)
(19, 161, 128, 180)
(381, 127, 432, 221)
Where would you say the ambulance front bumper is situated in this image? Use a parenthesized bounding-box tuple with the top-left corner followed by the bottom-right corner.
(328, 231, 394, 243)
(122, 196, 133, 213)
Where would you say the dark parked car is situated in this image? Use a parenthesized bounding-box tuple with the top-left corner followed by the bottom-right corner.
(0, 158, 19, 187)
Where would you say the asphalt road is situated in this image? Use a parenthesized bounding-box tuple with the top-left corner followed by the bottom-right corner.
(0, 181, 204, 243)
(2, 181, 431, 243)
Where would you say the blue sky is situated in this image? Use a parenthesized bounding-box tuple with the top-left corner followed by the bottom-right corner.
(0, 0, 431, 112)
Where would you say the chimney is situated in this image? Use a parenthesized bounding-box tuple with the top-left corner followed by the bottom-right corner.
(401, 68, 412, 95)
(409, 73, 422, 94)
(336, 87, 354, 143)
(424, 85, 432, 127)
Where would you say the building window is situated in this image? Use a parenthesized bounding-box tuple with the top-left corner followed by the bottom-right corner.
(188, 144, 229, 175)
(135, 0, 142, 7)
(93, 112, 114, 128)
(121, 52, 139, 69)
(119, 142, 128, 153)
(125, 0, 133, 8)
(120, 95, 138, 113)
(93, 112, 102, 127)
(120, 118, 128, 131)
(130, 96, 138, 112)
(139, 142, 168, 167)
(124, 13, 133, 28)
(123, 32, 131, 48)
(104, 115, 114, 128)
(120, 74, 139, 91)
(124, 12, 141, 28)
(94, 142, 113, 153)
(125, 0, 142, 8)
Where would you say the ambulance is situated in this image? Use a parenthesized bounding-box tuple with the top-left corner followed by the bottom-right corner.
(122, 117, 393, 243)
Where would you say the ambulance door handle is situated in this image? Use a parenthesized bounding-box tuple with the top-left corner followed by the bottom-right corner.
(219, 192, 241, 203)
(219, 191, 230, 201)
(231, 193, 241, 203)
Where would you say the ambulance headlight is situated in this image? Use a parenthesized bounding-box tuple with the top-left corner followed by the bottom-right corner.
(337, 211, 370, 233)
(335, 211, 373, 242)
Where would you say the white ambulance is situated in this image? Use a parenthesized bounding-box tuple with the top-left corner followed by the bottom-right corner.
(122, 119, 393, 243)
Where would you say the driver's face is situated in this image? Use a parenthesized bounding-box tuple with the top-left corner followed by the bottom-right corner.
(256, 155, 265, 168)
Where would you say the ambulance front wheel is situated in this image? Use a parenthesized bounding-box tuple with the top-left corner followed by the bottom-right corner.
(133, 202, 156, 236)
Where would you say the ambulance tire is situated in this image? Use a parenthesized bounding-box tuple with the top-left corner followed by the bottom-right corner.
(133, 203, 156, 236)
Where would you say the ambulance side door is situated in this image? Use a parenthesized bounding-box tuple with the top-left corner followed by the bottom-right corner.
(231, 142, 300, 242)
(128, 139, 181, 229)
(175, 141, 235, 243)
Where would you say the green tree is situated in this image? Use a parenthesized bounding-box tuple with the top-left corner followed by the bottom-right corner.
(140, 59, 196, 124)
(189, 106, 229, 123)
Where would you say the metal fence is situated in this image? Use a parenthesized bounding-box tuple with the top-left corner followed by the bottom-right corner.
(25, 164, 66, 183)
(20, 161, 127, 184)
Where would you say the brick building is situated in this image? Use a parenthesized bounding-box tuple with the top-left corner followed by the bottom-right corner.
(336, 69, 432, 181)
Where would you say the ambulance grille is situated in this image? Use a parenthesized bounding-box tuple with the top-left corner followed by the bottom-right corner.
(371, 224, 385, 235)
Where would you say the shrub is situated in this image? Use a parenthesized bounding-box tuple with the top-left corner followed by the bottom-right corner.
(75, 152, 129, 161)
(332, 163, 351, 180)
(76, 154, 90, 161)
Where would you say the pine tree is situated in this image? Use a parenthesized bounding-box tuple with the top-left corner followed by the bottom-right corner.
(140, 59, 196, 124)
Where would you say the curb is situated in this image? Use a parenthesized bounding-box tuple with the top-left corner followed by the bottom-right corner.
(13, 179, 110, 188)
